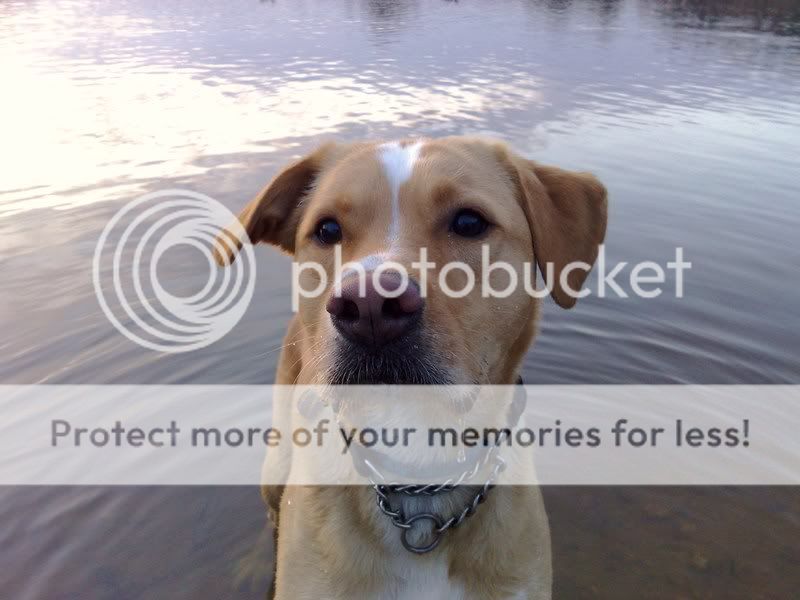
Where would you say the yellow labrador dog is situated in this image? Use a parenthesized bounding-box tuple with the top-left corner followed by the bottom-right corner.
(217, 137, 607, 599)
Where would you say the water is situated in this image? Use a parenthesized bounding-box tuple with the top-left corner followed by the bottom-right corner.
(1, 0, 799, 597)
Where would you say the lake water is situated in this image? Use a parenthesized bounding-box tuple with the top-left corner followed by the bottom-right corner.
(1, 0, 799, 598)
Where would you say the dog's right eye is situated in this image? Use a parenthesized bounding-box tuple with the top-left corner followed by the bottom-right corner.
(450, 209, 489, 238)
(315, 218, 343, 245)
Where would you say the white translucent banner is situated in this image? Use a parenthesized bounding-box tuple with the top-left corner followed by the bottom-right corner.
(0, 385, 796, 485)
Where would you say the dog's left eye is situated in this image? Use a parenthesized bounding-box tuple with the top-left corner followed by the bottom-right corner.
(450, 209, 489, 238)
(315, 218, 343, 245)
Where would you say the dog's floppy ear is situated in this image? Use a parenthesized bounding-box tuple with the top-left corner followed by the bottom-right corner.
(214, 143, 336, 265)
(497, 146, 608, 308)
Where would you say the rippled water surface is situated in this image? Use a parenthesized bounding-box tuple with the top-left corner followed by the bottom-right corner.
(1, 0, 799, 598)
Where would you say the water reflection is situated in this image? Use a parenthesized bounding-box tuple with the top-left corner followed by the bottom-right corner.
(362, 0, 420, 43)
(2, 0, 798, 219)
(656, 0, 800, 35)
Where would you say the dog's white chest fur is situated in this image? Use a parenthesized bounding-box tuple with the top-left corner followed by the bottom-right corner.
(371, 492, 464, 599)
(380, 549, 466, 600)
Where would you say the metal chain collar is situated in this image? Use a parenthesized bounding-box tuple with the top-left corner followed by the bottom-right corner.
(332, 380, 525, 555)
(367, 429, 510, 554)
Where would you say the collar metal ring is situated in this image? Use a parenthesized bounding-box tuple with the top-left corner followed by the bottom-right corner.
(400, 513, 444, 554)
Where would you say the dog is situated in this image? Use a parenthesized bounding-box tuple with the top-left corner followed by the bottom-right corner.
(216, 137, 607, 598)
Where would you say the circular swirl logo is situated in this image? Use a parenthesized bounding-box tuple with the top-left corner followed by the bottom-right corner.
(92, 189, 255, 353)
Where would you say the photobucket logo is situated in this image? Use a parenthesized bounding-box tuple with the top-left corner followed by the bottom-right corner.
(291, 245, 691, 311)
(92, 190, 255, 353)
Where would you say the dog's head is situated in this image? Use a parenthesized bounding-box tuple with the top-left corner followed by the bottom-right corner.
(217, 137, 607, 385)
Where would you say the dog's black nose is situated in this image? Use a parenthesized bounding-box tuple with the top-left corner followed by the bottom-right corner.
(327, 272, 424, 347)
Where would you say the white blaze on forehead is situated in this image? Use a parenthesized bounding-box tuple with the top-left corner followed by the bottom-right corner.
(334, 141, 422, 286)
(378, 141, 423, 242)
